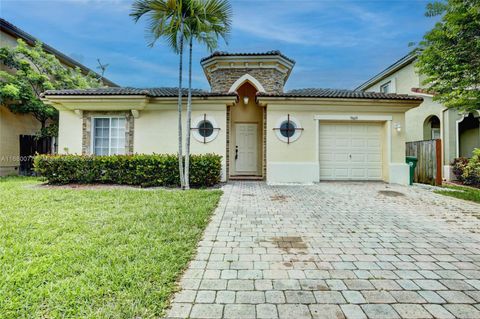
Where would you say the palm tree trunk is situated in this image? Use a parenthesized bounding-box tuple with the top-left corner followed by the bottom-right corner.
(177, 18, 185, 189)
(184, 37, 193, 190)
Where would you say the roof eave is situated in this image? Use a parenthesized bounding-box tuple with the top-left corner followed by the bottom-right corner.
(355, 53, 417, 91)
(258, 95, 421, 105)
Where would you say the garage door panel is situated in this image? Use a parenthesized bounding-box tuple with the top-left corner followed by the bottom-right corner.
(334, 138, 350, 147)
(319, 168, 333, 179)
(319, 153, 334, 161)
(368, 169, 382, 178)
(350, 157, 366, 164)
(350, 168, 367, 178)
(319, 138, 338, 148)
(367, 125, 381, 134)
(321, 168, 350, 179)
(320, 123, 338, 132)
(351, 125, 367, 134)
(334, 125, 350, 134)
(367, 154, 382, 162)
(350, 138, 366, 147)
(333, 168, 349, 178)
(319, 122, 383, 181)
(367, 139, 381, 147)
(334, 153, 350, 162)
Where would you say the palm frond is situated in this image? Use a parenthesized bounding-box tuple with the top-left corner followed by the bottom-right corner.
(131, 0, 232, 53)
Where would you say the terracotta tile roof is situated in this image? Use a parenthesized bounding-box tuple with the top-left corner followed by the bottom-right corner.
(411, 87, 435, 95)
(200, 50, 295, 64)
(258, 88, 423, 101)
(42, 87, 236, 97)
(44, 87, 422, 101)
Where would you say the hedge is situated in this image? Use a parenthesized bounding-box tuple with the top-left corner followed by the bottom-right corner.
(34, 153, 222, 187)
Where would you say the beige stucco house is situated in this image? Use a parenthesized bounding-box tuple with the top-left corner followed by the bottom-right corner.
(356, 53, 480, 181)
(0, 18, 116, 176)
(43, 51, 423, 185)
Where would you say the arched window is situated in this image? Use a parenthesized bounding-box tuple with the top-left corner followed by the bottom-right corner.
(423, 115, 440, 140)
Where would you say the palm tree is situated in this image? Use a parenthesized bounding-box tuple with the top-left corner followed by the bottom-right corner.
(130, 0, 193, 188)
(183, 0, 232, 189)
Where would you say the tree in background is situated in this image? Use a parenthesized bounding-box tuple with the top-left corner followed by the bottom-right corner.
(0, 39, 103, 137)
(184, 0, 231, 189)
(415, 0, 480, 113)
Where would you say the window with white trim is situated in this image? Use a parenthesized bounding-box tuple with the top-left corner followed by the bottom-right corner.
(380, 81, 391, 93)
(274, 115, 303, 143)
(92, 117, 126, 155)
(192, 115, 220, 143)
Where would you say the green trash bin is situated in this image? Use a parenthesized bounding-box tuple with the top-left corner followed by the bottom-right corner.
(406, 156, 418, 185)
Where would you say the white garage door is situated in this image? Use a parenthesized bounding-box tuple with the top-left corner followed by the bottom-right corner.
(319, 122, 383, 180)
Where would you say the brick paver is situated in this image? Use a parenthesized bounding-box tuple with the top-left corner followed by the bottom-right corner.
(167, 182, 480, 318)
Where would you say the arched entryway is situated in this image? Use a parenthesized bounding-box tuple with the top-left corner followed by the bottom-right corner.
(228, 78, 265, 178)
(457, 112, 480, 158)
(423, 115, 441, 140)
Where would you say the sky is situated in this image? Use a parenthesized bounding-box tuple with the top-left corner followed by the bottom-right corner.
(1, 0, 439, 91)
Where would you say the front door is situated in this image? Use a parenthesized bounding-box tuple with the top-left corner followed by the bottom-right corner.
(235, 123, 258, 174)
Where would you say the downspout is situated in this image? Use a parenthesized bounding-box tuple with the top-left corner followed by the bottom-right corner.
(441, 107, 448, 180)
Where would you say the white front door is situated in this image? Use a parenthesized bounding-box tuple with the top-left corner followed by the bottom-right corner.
(235, 123, 258, 174)
(319, 122, 383, 180)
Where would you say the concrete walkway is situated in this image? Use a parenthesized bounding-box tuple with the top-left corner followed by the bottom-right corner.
(167, 182, 480, 319)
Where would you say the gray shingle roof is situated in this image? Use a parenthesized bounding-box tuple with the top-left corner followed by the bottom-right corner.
(201, 50, 295, 64)
(258, 88, 423, 101)
(42, 87, 236, 97)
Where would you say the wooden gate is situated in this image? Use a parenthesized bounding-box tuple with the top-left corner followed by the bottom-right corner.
(406, 139, 442, 185)
(19, 135, 52, 175)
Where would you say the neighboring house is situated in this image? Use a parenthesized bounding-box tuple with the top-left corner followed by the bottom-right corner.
(42, 51, 422, 185)
(356, 53, 480, 181)
(0, 18, 117, 176)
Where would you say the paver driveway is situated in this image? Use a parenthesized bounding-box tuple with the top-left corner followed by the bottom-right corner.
(167, 182, 480, 319)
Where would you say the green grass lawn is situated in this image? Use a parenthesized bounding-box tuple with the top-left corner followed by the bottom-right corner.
(434, 184, 480, 204)
(0, 177, 222, 318)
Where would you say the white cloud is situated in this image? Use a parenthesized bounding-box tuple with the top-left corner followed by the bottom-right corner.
(231, 0, 394, 47)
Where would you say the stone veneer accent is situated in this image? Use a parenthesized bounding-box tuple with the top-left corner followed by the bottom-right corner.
(82, 111, 134, 155)
(209, 68, 286, 94)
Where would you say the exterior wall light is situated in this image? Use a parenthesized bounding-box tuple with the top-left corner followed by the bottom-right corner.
(394, 122, 402, 133)
(243, 96, 249, 105)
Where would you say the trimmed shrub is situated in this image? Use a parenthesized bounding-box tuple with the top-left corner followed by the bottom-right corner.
(34, 153, 222, 187)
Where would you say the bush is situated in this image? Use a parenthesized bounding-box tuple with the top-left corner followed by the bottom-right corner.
(452, 157, 469, 181)
(462, 148, 480, 185)
(34, 153, 222, 187)
(452, 148, 480, 186)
